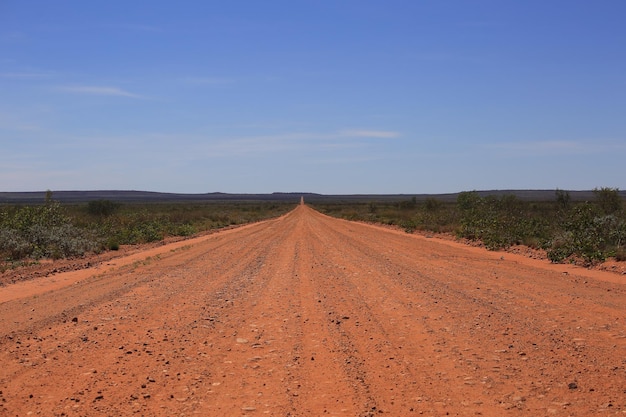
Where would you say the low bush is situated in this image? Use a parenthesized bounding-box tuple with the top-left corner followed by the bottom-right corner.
(0, 201, 100, 260)
(1, 199, 295, 263)
(312, 188, 625, 265)
(547, 204, 626, 264)
(456, 192, 552, 250)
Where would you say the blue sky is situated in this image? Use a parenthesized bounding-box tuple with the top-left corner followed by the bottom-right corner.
(1, 1, 624, 194)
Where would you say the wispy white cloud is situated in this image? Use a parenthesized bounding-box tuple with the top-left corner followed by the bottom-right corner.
(304, 155, 384, 165)
(50, 128, 401, 160)
(55, 85, 145, 99)
(196, 129, 401, 157)
(338, 129, 400, 139)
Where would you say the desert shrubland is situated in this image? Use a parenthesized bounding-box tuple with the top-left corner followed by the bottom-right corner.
(1, 197, 295, 264)
(312, 188, 625, 265)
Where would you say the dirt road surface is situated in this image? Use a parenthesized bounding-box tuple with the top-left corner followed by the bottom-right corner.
(1, 205, 624, 416)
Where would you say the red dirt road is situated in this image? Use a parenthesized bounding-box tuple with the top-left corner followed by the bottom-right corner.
(1, 205, 624, 416)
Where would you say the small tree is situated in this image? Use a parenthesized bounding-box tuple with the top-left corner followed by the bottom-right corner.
(457, 191, 480, 211)
(424, 197, 442, 212)
(555, 189, 571, 211)
(593, 187, 622, 215)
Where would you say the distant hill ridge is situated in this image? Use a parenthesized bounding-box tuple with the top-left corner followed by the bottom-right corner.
(1, 189, 623, 204)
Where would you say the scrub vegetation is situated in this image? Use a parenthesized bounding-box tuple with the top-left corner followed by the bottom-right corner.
(2, 188, 624, 267)
(0, 195, 295, 265)
(311, 187, 625, 265)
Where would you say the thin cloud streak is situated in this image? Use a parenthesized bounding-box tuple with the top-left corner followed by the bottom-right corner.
(304, 155, 385, 165)
(55, 85, 145, 99)
(338, 130, 400, 139)
(200, 129, 401, 157)
(49, 128, 401, 160)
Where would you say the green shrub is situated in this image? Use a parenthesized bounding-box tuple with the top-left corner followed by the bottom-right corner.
(401, 219, 416, 233)
(173, 223, 197, 237)
(314, 190, 625, 265)
(0, 200, 100, 260)
(456, 193, 548, 250)
(546, 203, 625, 264)
(1, 200, 295, 262)
(107, 238, 120, 251)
